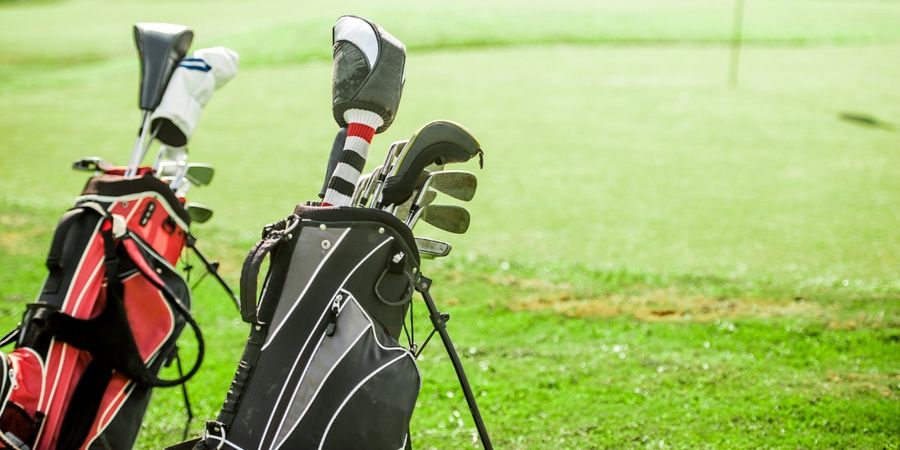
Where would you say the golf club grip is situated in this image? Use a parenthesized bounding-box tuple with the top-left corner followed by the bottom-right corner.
(319, 127, 348, 199)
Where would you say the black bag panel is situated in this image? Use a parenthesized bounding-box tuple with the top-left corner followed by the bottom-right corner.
(20, 208, 103, 353)
(296, 300, 419, 450)
(292, 205, 419, 265)
(321, 361, 418, 450)
(218, 296, 419, 450)
(87, 338, 178, 450)
(265, 226, 347, 326)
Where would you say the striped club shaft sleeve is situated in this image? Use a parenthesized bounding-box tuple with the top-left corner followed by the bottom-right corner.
(322, 109, 384, 206)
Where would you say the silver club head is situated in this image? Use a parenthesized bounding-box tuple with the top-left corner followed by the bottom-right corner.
(428, 170, 477, 201)
(415, 237, 452, 258)
(419, 205, 470, 234)
(186, 202, 214, 224)
(185, 163, 215, 186)
(72, 157, 110, 173)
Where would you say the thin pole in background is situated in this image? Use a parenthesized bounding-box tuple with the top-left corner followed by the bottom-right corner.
(729, 0, 745, 88)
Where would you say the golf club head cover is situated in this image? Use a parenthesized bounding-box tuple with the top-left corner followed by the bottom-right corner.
(150, 47, 239, 147)
(321, 110, 383, 206)
(134, 23, 194, 111)
(331, 16, 406, 133)
(381, 120, 483, 206)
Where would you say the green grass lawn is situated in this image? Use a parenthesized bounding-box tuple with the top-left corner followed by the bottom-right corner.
(1, 0, 898, 448)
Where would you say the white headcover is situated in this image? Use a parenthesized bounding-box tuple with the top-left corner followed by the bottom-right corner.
(333, 16, 379, 69)
(150, 46, 239, 147)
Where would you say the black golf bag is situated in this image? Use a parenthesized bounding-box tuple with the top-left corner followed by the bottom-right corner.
(0, 175, 203, 450)
(171, 205, 491, 450)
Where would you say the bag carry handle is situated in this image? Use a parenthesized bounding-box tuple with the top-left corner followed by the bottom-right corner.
(239, 215, 299, 323)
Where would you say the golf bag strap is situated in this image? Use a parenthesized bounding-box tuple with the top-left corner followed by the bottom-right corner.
(375, 241, 416, 307)
(239, 215, 299, 323)
(46, 221, 204, 388)
(0, 325, 20, 348)
(44, 207, 94, 294)
(163, 437, 204, 450)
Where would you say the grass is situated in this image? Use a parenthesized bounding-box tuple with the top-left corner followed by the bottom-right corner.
(0, 0, 898, 448)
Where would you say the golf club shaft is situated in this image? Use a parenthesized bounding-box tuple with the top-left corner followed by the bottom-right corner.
(125, 112, 153, 176)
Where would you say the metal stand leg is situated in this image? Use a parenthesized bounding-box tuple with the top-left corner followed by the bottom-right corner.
(416, 276, 493, 450)
(186, 234, 240, 310)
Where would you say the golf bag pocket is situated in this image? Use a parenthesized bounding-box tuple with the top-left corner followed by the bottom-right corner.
(188, 206, 421, 450)
(0, 348, 44, 449)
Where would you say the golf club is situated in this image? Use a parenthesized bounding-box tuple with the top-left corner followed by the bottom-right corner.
(415, 237, 452, 258)
(153, 145, 188, 173)
(426, 170, 477, 201)
(126, 23, 194, 176)
(378, 120, 482, 208)
(186, 203, 214, 224)
(417, 204, 470, 234)
(366, 139, 407, 208)
(72, 157, 111, 173)
(171, 163, 214, 192)
(395, 189, 437, 223)
(351, 172, 374, 206)
(321, 16, 405, 206)
(401, 168, 476, 226)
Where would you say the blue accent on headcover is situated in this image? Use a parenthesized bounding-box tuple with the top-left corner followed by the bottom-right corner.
(178, 58, 212, 72)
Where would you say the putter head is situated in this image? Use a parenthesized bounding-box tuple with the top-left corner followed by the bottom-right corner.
(134, 23, 194, 111)
(420, 204, 470, 234)
(186, 202, 213, 224)
(415, 237, 452, 258)
(185, 163, 214, 186)
(381, 120, 482, 206)
(428, 170, 477, 201)
(72, 157, 109, 172)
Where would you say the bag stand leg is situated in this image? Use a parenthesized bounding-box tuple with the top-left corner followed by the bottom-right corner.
(416, 276, 493, 450)
(185, 234, 240, 310)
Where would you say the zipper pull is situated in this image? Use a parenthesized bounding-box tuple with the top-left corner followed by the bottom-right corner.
(325, 294, 342, 336)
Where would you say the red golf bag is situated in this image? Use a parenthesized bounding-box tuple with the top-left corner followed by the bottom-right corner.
(0, 173, 203, 450)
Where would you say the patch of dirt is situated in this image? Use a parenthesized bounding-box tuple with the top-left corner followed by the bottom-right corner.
(489, 274, 570, 291)
(825, 371, 899, 398)
(509, 287, 829, 322)
(0, 211, 48, 255)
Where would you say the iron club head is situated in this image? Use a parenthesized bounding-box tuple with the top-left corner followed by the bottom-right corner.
(418, 204, 470, 234)
(415, 237, 452, 258)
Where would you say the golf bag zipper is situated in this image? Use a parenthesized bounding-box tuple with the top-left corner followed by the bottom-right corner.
(324, 293, 344, 337)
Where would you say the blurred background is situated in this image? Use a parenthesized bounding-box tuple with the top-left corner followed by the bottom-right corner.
(1, 0, 897, 448)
